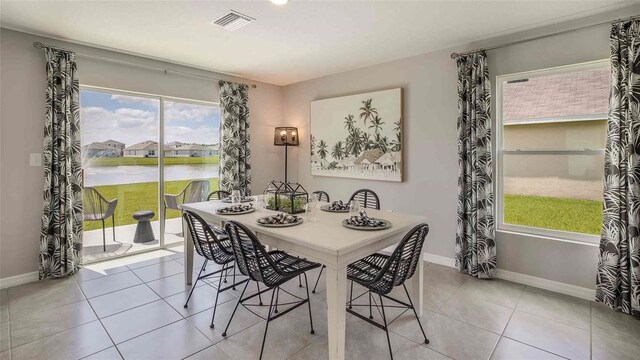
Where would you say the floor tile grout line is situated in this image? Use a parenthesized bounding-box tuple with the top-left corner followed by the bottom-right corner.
(487, 284, 526, 359)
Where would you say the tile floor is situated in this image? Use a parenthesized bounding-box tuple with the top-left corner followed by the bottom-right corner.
(1, 247, 639, 360)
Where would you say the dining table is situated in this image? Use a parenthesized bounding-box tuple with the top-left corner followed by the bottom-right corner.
(181, 198, 427, 360)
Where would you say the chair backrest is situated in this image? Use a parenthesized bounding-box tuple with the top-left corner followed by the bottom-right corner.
(183, 180, 211, 204)
(224, 220, 286, 287)
(349, 189, 380, 210)
(312, 191, 330, 202)
(83, 187, 105, 217)
(183, 210, 232, 264)
(370, 223, 429, 294)
(207, 190, 231, 201)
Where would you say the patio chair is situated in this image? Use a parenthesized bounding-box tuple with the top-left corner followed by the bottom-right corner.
(83, 187, 118, 252)
(163, 180, 210, 235)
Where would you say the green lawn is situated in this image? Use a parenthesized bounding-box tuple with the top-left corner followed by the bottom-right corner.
(83, 178, 218, 231)
(504, 194, 602, 235)
(87, 156, 219, 167)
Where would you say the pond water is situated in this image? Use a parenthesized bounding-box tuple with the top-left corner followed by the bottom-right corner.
(84, 164, 218, 186)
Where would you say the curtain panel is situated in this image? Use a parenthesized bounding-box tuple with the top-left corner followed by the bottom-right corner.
(454, 51, 496, 279)
(597, 19, 640, 318)
(39, 48, 83, 279)
(218, 80, 251, 195)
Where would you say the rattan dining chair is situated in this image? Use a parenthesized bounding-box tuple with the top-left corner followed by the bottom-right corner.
(349, 188, 380, 210)
(311, 189, 381, 293)
(207, 190, 231, 201)
(222, 220, 320, 360)
(182, 210, 250, 328)
(311, 190, 330, 202)
(83, 187, 118, 252)
(346, 223, 430, 359)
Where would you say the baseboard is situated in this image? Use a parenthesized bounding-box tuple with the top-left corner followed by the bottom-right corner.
(0, 271, 39, 290)
(423, 253, 595, 301)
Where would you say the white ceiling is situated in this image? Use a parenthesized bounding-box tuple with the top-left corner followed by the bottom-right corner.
(0, 1, 632, 85)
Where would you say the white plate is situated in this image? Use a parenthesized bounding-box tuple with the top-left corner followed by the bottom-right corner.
(256, 217, 304, 227)
(216, 207, 256, 215)
(221, 198, 253, 203)
(320, 204, 349, 213)
(341, 219, 391, 231)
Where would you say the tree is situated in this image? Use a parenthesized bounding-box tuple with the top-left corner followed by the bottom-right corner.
(369, 115, 385, 135)
(343, 114, 355, 132)
(359, 99, 378, 127)
(331, 141, 345, 160)
(361, 132, 373, 151)
(346, 128, 363, 157)
(391, 119, 402, 152)
(310, 134, 316, 156)
(374, 133, 390, 153)
(317, 140, 328, 161)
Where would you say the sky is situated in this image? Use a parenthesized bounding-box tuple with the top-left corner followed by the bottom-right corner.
(80, 90, 220, 147)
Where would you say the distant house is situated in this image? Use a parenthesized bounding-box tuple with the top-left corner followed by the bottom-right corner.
(164, 142, 218, 157)
(375, 151, 401, 171)
(355, 148, 384, 170)
(205, 144, 219, 156)
(503, 67, 608, 180)
(123, 140, 158, 157)
(82, 142, 121, 158)
(100, 139, 125, 155)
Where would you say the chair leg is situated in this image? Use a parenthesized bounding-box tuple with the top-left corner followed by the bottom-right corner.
(369, 291, 373, 319)
(348, 281, 354, 309)
(210, 263, 225, 328)
(378, 294, 394, 360)
(299, 274, 302, 287)
(303, 273, 315, 334)
(312, 265, 324, 294)
(256, 282, 263, 305)
(112, 214, 116, 243)
(274, 287, 280, 314)
(232, 266, 236, 290)
(184, 259, 207, 308)
(259, 287, 278, 360)
(403, 284, 429, 344)
(222, 281, 249, 337)
(101, 219, 106, 252)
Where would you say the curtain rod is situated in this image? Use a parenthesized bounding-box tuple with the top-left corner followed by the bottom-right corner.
(32, 41, 257, 88)
(450, 13, 640, 59)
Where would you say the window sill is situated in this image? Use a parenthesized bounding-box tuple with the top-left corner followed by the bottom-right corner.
(497, 227, 600, 247)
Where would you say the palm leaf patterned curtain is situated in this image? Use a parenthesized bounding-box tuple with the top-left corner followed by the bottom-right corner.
(39, 48, 83, 279)
(455, 51, 496, 279)
(596, 19, 640, 318)
(218, 81, 251, 195)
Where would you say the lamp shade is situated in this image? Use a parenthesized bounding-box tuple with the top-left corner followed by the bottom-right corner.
(274, 127, 299, 146)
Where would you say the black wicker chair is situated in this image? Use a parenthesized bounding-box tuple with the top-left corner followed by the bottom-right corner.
(207, 190, 231, 201)
(182, 210, 249, 328)
(311, 190, 330, 202)
(349, 188, 380, 210)
(346, 224, 430, 360)
(222, 220, 320, 360)
(311, 189, 381, 294)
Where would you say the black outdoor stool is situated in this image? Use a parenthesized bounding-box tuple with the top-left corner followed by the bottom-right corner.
(182, 210, 255, 329)
(346, 223, 430, 360)
(311, 189, 381, 294)
(132, 210, 155, 243)
(222, 220, 321, 360)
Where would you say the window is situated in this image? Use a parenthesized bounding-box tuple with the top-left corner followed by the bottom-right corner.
(496, 60, 609, 243)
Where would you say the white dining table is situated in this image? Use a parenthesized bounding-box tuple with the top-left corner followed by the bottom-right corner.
(181, 200, 426, 360)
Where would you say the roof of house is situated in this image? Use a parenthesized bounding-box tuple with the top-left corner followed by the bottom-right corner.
(102, 139, 125, 145)
(503, 66, 609, 125)
(83, 142, 116, 150)
(375, 152, 398, 165)
(124, 140, 158, 151)
(340, 156, 357, 166)
(355, 148, 384, 165)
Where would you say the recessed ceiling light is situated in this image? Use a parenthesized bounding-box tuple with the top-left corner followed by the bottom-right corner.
(271, 0, 289, 5)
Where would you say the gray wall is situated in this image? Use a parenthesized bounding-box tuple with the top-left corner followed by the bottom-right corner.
(282, 6, 640, 290)
(0, 28, 283, 279)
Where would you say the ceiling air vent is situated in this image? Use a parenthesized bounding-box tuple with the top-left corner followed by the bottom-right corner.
(213, 10, 255, 32)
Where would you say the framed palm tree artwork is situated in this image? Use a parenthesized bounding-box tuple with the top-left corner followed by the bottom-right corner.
(310, 88, 403, 182)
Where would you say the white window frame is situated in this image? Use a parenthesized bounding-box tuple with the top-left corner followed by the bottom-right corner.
(495, 59, 609, 245)
(79, 84, 219, 262)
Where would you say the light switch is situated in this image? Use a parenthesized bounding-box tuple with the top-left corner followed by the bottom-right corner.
(30, 153, 42, 167)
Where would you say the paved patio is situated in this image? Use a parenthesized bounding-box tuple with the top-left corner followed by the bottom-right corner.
(83, 217, 184, 262)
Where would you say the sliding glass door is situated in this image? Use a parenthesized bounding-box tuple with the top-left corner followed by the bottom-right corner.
(80, 86, 220, 262)
(80, 89, 161, 261)
(162, 100, 221, 246)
